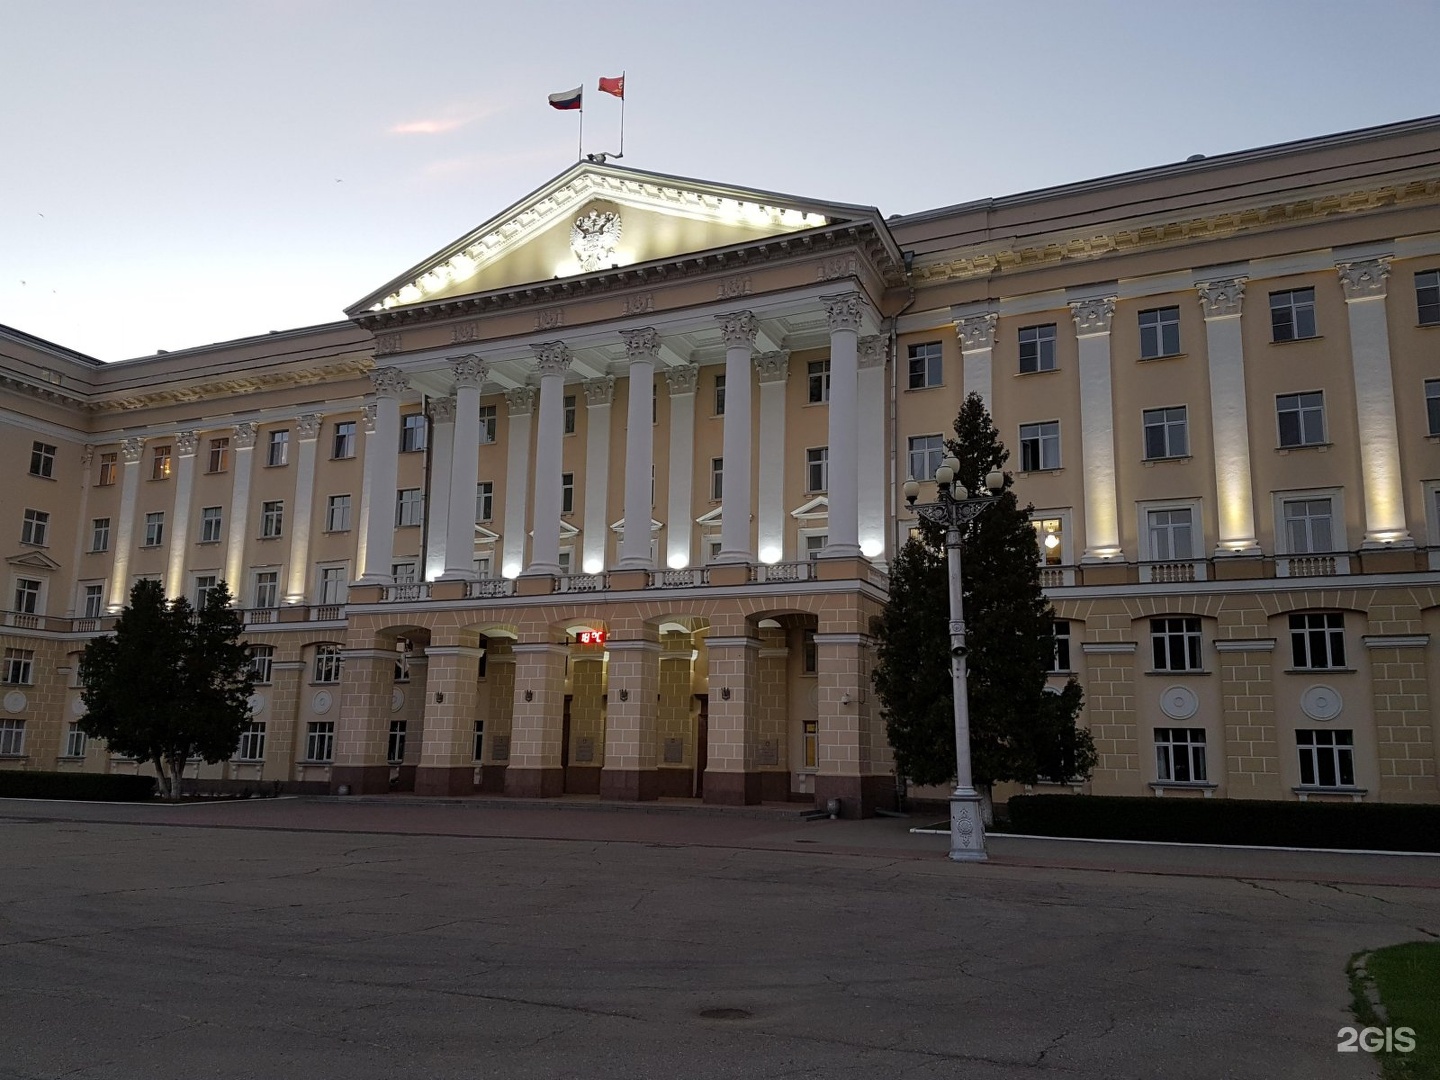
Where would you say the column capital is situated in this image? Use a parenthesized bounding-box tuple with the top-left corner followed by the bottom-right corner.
(954, 312, 997, 352)
(362, 403, 378, 435)
(174, 430, 199, 457)
(716, 311, 759, 349)
(296, 413, 324, 441)
(506, 385, 538, 415)
(531, 341, 572, 377)
(663, 364, 699, 396)
(450, 354, 488, 389)
(857, 335, 886, 370)
(81, 444, 95, 468)
(232, 421, 258, 449)
(121, 437, 145, 463)
(1337, 257, 1391, 301)
(754, 350, 790, 383)
(429, 396, 458, 424)
(1196, 278, 1246, 319)
(370, 366, 409, 397)
(583, 375, 615, 406)
(620, 327, 661, 361)
(822, 293, 867, 332)
(1069, 296, 1116, 335)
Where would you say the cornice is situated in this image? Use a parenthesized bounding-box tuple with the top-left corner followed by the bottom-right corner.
(87, 356, 375, 414)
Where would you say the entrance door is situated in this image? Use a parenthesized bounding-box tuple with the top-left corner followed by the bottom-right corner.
(561, 694, 572, 793)
(693, 694, 708, 798)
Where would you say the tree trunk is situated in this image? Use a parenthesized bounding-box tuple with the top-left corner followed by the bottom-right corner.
(977, 783, 994, 827)
(167, 752, 185, 801)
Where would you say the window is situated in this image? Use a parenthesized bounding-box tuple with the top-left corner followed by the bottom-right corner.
(1138, 307, 1181, 359)
(261, 500, 284, 539)
(253, 571, 278, 609)
(98, 452, 117, 486)
(2, 649, 34, 685)
(1426, 379, 1440, 436)
(473, 719, 485, 762)
(144, 512, 165, 547)
(711, 458, 723, 501)
(236, 721, 266, 762)
(561, 473, 575, 514)
(29, 441, 56, 478)
(1142, 406, 1188, 459)
(90, 517, 111, 553)
(557, 549, 572, 575)
(806, 447, 829, 493)
(1155, 728, 1207, 783)
(82, 584, 104, 619)
(0, 719, 25, 757)
(194, 575, 219, 608)
(387, 720, 407, 764)
(1418, 270, 1440, 326)
(1277, 391, 1325, 447)
(907, 342, 942, 389)
(807, 359, 831, 404)
(908, 435, 944, 481)
(326, 494, 352, 532)
(714, 373, 726, 416)
(319, 567, 347, 605)
(1019, 422, 1061, 471)
(476, 481, 494, 522)
(478, 405, 497, 445)
(313, 644, 343, 684)
(1147, 508, 1194, 561)
(804, 533, 827, 561)
(396, 488, 424, 527)
(249, 644, 274, 684)
(1290, 612, 1345, 670)
(474, 555, 493, 579)
(563, 395, 577, 435)
(65, 723, 87, 759)
(1282, 498, 1334, 554)
(400, 413, 427, 453)
(267, 429, 290, 467)
(1270, 287, 1317, 342)
(21, 509, 49, 546)
(1151, 617, 1202, 672)
(151, 445, 172, 480)
(332, 421, 356, 459)
(802, 630, 817, 675)
(1050, 621, 1071, 672)
(1035, 518, 1064, 566)
(189, 505, 220, 546)
(207, 438, 230, 473)
(803, 719, 818, 770)
(1297, 729, 1355, 787)
(1018, 324, 1057, 373)
(305, 721, 335, 763)
(14, 578, 41, 615)
(391, 562, 417, 583)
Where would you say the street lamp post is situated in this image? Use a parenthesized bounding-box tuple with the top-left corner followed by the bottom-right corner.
(904, 456, 1005, 862)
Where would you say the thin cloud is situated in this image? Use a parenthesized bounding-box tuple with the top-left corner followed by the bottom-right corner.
(388, 100, 508, 136)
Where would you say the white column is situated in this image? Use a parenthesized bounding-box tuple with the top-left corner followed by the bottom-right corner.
(663, 365, 698, 569)
(754, 350, 789, 564)
(822, 293, 864, 558)
(857, 335, 887, 561)
(500, 386, 536, 578)
(68, 446, 95, 614)
(1071, 297, 1122, 561)
(619, 328, 659, 569)
(284, 413, 322, 602)
(1338, 257, 1411, 546)
(1196, 279, 1260, 555)
(526, 342, 572, 576)
(356, 367, 408, 585)
(164, 430, 199, 599)
(716, 311, 758, 563)
(107, 437, 145, 611)
(224, 422, 257, 596)
(424, 396, 456, 582)
(954, 311, 997, 411)
(442, 355, 488, 579)
(355, 404, 377, 579)
(581, 376, 615, 573)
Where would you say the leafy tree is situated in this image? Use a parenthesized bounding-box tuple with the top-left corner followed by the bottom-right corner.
(873, 392, 1094, 817)
(78, 579, 255, 800)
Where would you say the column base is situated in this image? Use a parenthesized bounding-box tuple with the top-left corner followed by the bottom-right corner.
(703, 770, 763, 806)
(949, 790, 988, 862)
(505, 767, 565, 797)
(814, 775, 899, 819)
(329, 765, 391, 795)
(478, 764, 508, 793)
(414, 766, 476, 796)
(600, 768, 660, 801)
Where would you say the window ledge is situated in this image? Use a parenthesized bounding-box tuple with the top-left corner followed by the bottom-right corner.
(263, 463, 290, 469)
(1142, 455, 1192, 466)
(1149, 782, 1218, 796)
(322, 529, 351, 536)
(1138, 353, 1187, 363)
(1426, 434, 1440, 443)
(197, 540, 221, 546)
(1145, 670, 1212, 676)
(1015, 368, 1061, 377)
(55, 754, 85, 762)
(1269, 335, 1324, 346)
(140, 544, 162, 550)
(903, 384, 944, 393)
(300, 760, 332, 767)
(1293, 785, 1367, 802)
(1284, 667, 1356, 675)
(29, 474, 57, 482)
(1276, 443, 1331, 454)
(1015, 468, 1065, 478)
(232, 758, 264, 765)
(0, 754, 29, 761)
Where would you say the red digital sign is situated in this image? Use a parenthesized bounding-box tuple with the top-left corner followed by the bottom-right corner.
(575, 630, 607, 646)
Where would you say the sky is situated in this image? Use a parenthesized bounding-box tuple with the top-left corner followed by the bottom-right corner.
(4, 0, 1439, 363)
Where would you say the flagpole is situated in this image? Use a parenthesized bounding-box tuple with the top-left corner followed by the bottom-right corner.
(578, 99, 584, 161)
(618, 70, 625, 158)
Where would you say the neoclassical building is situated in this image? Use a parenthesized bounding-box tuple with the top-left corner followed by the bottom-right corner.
(2, 115, 1438, 812)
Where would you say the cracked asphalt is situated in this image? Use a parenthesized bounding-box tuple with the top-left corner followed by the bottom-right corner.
(1, 798, 1436, 1079)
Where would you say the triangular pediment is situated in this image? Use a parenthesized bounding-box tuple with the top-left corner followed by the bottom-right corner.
(790, 496, 829, 520)
(472, 525, 500, 545)
(609, 517, 664, 535)
(695, 506, 723, 526)
(350, 162, 882, 314)
(6, 550, 62, 572)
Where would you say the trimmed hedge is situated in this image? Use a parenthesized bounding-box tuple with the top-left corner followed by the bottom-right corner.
(1006, 794, 1440, 853)
(0, 771, 157, 802)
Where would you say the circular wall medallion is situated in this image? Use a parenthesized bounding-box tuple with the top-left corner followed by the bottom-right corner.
(1301, 685, 1342, 721)
(3, 691, 27, 715)
(1159, 686, 1198, 721)
(391, 688, 405, 713)
(312, 689, 333, 715)
(72, 697, 88, 717)
(247, 693, 266, 716)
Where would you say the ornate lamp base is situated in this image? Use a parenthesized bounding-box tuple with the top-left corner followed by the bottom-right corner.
(949, 790, 988, 862)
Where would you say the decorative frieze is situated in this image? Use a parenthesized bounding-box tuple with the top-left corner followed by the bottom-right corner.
(1196, 278, 1246, 319)
(374, 332, 402, 355)
(754, 350, 790, 383)
(583, 375, 615, 406)
(1070, 296, 1116, 335)
(716, 310, 759, 349)
(1337, 257, 1391, 301)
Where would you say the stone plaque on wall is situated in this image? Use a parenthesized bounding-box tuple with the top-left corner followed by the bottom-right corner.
(492, 736, 510, 762)
(758, 739, 779, 766)
(663, 738, 684, 764)
(575, 737, 595, 764)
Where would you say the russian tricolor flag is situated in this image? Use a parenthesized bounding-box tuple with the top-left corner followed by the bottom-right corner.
(548, 86, 583, 111)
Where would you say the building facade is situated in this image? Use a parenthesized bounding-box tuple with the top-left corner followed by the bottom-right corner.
(3, 116, 1438, 812)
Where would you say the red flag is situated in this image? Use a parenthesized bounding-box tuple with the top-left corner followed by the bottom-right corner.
(598, 75, 624, 100)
